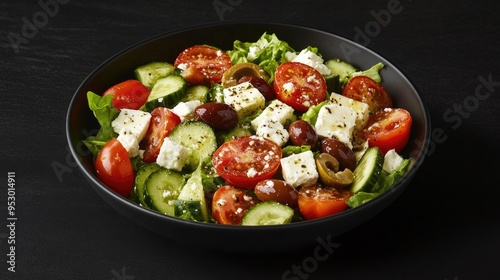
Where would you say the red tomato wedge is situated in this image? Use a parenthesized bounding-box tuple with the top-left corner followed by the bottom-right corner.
(342, 76, 392, 114)
(140, 107, 181, 162)
(274, 62, 327, 112)
(103, 79, 150, 110)
(298, 184, 352, 220)
(212, 136, 282, 189)
(95, 138, 134, 198)
(362, 108, 413, 155)
(211, 185, 258, 225)
(174, 45, 232, 85)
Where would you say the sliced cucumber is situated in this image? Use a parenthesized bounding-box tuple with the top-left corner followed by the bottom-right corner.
(221, 124, 252, 143)
(324, 74, 340, 94)
(181, 85, 209, 103)
(134, 62, 175, 89)
(242, 201, 294, 226)
(325, 59, 358, 85)
(176, 167, 209, 222)
(133, 163, 161, 207)
(350, 147, 384, 193)
(168, 121, 217, 170)
(144, 168, 185, 216)
(145, 74, 187, 110)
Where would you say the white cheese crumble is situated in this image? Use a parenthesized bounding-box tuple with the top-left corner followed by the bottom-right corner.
(280, 151, 318, 188)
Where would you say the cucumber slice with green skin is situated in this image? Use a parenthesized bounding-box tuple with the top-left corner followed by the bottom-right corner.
(144, 168, 185, 216)
(324, 74, 341, 95)
(221, 124, 252, 143)
(133, 163, 161, 207)
(181, 85, 209, 103)
(325, 59, 358, 85)
(242, 201, 295, 226)
(176, 167, 209, 222)
(134, 62, 175, 89)
(145, 74, 187, 110)
(168, 121, 217, 171)
(350, 147, 384, 193)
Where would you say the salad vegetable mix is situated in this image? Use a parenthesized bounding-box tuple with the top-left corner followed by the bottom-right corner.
(83, 33, 413, 225)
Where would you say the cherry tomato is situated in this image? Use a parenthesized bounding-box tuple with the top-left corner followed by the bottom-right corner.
(95, 138, 134, 197)
(103, 79, 150, 110)
(362, 108, 413, 155)
(212, 136, 282, 189)
(298, 184, 352, 220)
(342, 76, 392, 114)
(174, 45, 232, 85)
(140, 107, 181, 162)
(274, 62, 327, 112)
(212, 185, 257, 225)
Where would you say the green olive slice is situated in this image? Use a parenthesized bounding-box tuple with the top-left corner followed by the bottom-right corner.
(221, 63, 270, 88)
(315, 153, 354, 188)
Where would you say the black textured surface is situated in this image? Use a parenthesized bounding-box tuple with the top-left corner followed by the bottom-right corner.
(1, 0, 499, 279)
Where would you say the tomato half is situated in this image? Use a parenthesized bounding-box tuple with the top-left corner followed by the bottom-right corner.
(342, 76, 392, 115)
(95, 138, 134, 198)
(274, 62, 327, 112)
(211, 185, 258, 225)
(298, 184, 352, 220)
(362, 108, 413, 155)
(212, 136, 282, 189)
(174, 45, 232, 85)
(140, 107, 181, 162)
(103, 79, 150, 110)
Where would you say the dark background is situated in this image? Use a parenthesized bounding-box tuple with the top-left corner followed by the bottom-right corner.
(1, 0, 500, 279)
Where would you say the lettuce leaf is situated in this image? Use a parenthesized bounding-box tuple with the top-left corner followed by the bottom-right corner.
(227, 32, 295, 83)
(347, 158, 412, 208)
(82, 91, 118, 156)
(300, 100, 328, 125)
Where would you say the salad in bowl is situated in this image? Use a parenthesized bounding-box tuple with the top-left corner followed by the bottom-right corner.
(82, 32, 414, 226)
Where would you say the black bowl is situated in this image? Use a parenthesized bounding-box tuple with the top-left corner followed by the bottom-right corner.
(66, 22, 430, 253)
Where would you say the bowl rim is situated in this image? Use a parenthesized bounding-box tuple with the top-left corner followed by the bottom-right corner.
(66, 21, 431, 232)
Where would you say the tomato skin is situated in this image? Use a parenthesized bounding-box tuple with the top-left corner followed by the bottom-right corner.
(298, 184, 352, 220)
(103, 79, 150, 110)
(362, 108, 413, 154)
(342, 76, 392, 114)
(140, 107, 181, 162)
(95, 138, 134, 198)
(212, 136, 282, 189)
(174, 45, 232, 85)
(274, 62, 327, 112)
(211, 185, 258, 225)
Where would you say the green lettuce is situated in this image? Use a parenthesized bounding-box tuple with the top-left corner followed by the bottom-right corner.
(300, 101, 328, 125)
(347, 158, 412, 208)
(82, 91, 118, 156)
(349, 62, 384, 83)
(227, 32, 296, 83)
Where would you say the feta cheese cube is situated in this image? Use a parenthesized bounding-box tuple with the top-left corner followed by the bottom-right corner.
(281, 151, 318, 188)
(315, 104, 357, 148)
(251, 99, 295, 130)
(255, 118, 289, 147)
(156, 138, 190, 171)
(111, 109, 151, 142)
(116, 130, 140, 157)
(223, 82, 265, 118)
(329, 93, 370, 130)
(285, 49, 331, 76)
(383, 149, 404, 173)
(171, 100, 202, 122)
